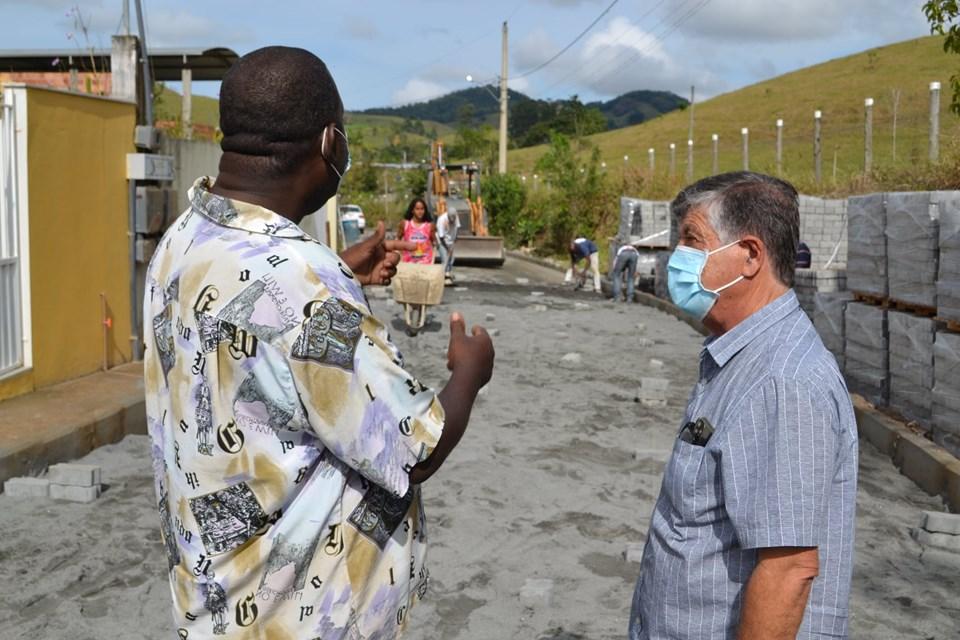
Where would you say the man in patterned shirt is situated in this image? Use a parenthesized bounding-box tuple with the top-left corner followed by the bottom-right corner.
(144, 46, 494, 639)
(629, 172, 858, 639)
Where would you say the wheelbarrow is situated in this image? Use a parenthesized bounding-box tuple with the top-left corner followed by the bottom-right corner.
(392, 262, 446, 336)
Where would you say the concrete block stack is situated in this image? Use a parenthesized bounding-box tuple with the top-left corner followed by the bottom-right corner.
(844, 302, 888, 406)
(888, 311, 935, 428)
(813, 291, 853, 370)
(936, 191, 960, 324)
(886, 192, 940, 308)
(933, 331, 960, 457)
(48, 463, 102, 502)
(798, 195, 848, 268)
(654, 251, 670, 300)
(795, 269, 847, 316)
(846, 193, 887, 298)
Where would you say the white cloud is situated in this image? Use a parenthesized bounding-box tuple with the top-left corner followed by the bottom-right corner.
(514, 27, 557, 71)
(392, 77, 449, 105)
(677, 0, 928, 43)
(516, 16, 724, 99)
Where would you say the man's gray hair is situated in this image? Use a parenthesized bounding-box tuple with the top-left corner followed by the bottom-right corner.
(671, 171, 800, 286)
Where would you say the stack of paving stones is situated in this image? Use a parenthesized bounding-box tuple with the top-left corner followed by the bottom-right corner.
(795, 269, 847, 316)
(844, 302, 889, 407)
(886, 191, 940, 309)
(3, 463, 102, 502)
(846, 193, 887, 298)
(888, 310, 935, 428)
(912, 511, 960, 553)
(813, 291, 853, 371)
(932, 331, 960, 457)
(937, 191, 960, 324)
(798, 195, 848, 268)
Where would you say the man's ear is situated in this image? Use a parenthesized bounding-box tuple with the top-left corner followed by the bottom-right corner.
(740, 235, 764, 278)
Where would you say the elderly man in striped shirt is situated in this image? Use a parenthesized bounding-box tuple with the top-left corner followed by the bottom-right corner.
(629, 172, 858, 639)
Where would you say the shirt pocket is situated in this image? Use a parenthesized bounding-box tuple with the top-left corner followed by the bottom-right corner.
(662, 438, 710, 526)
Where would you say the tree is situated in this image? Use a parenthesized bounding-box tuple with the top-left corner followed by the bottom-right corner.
(924, 1, 960, 114)
(533, 133, 615, 252)
(483, 173, 526, 241)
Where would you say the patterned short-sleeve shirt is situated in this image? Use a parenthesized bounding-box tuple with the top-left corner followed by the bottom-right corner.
(144, 177, 444, 639)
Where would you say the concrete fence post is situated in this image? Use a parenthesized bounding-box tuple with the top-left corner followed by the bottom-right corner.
(181, 65, 192, 140)
(930, 81, 941, 163)
(814, 110, 822, 184)
(669, 143, 676, 177)
(864, 98, 873, 173)
(776, 119, 783, 175)
(741, 128, 749, 171)
(686, 139, 693, 181)
(711, 134, 718, 174)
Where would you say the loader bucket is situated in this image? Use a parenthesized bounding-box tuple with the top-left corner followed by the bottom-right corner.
(453, 235, 505, 266)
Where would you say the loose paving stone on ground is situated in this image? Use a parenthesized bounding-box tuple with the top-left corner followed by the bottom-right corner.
(0, 260, 958, 639)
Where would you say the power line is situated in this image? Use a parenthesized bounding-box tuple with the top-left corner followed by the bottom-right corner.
(533, 0, 675, 95)
(514, 0, 620, 80)
(578, 0, 712, 93)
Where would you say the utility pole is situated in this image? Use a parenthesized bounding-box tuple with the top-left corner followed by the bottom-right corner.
(711, 134, 718, 174)
(864, 97, 873, 173)
(648, 147, 655, 172)
(498, 21, 508, 175)
(929, 81, 941, 163)
(741, 128, 749, 171)
(669, 143, 676, 176)
(686, 139, 693, 181)
(814, 110, 822, 184)
(776, 119, 783, 175)
(688, 85, 695, 141)
(121, 0, 130, 34)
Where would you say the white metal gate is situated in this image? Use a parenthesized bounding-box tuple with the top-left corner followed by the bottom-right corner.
(0, 95, 23, 375)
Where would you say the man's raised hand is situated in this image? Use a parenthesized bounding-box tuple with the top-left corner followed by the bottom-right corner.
(446, 312, 494, 389)
(339, 221, 417, 286)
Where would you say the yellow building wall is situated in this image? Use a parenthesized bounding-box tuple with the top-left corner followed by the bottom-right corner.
(15, 87, 135, 392)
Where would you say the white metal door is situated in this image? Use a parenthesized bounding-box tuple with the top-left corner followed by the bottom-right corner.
(0, 96, 22, 375)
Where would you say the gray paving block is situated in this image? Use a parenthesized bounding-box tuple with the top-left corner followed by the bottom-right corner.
(48, 463, 101, 487)
(625, 543, 645, 563)
(49, 483, 101, 503)
(922, 510, 960, 535)
(519, 578, 554, 607)
(3, 476, 50, 498)
(912, 527, 960, 552)
(847, 193, 887, 296)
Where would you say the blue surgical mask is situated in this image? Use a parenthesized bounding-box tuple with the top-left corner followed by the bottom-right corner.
(667, 240, 744, 320)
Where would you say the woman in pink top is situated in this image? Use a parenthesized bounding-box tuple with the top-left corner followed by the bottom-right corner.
(396, 197, 436, 264)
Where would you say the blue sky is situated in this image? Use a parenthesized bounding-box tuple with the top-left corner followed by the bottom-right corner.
(0, 0, 933, 110)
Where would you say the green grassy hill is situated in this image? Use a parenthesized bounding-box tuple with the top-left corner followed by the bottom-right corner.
(509, 35, 960, 196)
(154, 87, 452, 156)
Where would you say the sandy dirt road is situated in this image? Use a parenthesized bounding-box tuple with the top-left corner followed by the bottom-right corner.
(0, 258, 957, 639)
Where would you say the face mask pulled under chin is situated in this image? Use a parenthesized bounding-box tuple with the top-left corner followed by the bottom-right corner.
(666, 240, 744, 320)
(322, 127, 351, 193)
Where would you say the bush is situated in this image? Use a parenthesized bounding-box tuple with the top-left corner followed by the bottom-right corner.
(483, 173, 526, 241)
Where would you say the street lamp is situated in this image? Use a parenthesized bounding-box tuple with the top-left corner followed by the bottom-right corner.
(466, 60, 509, 174)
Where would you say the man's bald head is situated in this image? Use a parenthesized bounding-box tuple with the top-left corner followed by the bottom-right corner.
(219, 46, 343, 178)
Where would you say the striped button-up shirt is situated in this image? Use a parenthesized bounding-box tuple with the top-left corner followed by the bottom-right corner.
(630, 290, 858, 639)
